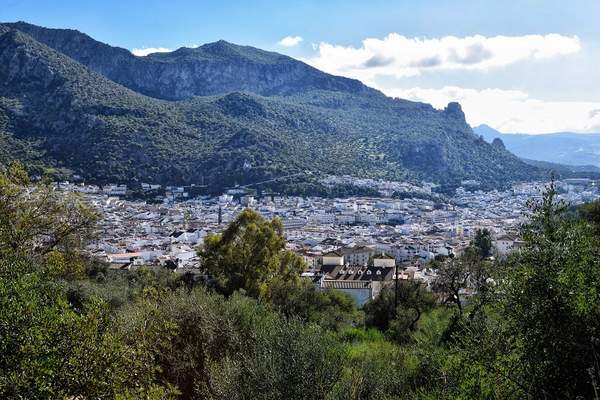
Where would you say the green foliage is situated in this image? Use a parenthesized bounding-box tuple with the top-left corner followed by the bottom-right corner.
(117, 288, 346, 400)
(329, 339, 410, 400)
(472, 228, 492, 258)
(199, 208, 305, 297)
(268, 279, 359, 331)
(329, 312, 454, 400)
(0, 25, 546, 193)
(578, 198, 600, 235)
(65, 266, 192, 311)
(452, 183, 600, 399)
(0, 161, 99, 264)
(0, 254, 166, 399)
(364, 282, 435, 343)
(0, 165, 176, 398)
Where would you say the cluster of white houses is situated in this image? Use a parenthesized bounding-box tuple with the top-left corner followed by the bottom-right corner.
(299, 234, 523, 306)
(61, 177, 597, 306)
(306, 251, 401, 306)
(101, 230, 525, 306)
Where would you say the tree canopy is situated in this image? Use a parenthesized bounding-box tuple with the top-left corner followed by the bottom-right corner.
(198, 208, 305, 298)
(472, 228, 492, 259)
(452, 183, 600, 398)
(0, 161, 99, 268)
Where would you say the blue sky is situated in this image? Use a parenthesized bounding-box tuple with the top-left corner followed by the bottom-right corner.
(2, 0, 600, 133)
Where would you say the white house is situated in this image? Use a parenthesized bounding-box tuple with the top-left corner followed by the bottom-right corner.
(321, 251, 344, 266)
(340, 245, 376, 266)
(494, 234, 523, 257)
(373, 254, 396, 268)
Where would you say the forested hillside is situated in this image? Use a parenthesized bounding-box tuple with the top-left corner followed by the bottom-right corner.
(0, 23, 545, 192)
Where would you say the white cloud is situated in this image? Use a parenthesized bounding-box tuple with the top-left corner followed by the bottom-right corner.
(304, 33, 581, 85)
(384, 86, 600, 134)
(131, 47, 172, 56)
(278, 36, 304, 47)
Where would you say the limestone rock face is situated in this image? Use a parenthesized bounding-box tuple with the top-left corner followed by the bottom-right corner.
(3, 22, 374, 100)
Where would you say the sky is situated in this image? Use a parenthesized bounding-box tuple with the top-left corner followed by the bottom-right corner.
(2, 0, 600, 134)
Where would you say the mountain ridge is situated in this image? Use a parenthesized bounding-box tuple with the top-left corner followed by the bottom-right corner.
(475, 124, 600, 169)
(2, 21, 378, 100)
(0, 22, 546, 193)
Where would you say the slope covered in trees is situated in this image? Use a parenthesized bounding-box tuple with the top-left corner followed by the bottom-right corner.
(0, 23, 548, 192)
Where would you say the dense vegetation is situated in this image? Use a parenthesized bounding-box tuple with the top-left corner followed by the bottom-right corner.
(1, 164, 599, 398)
(0, 23, 548, 194)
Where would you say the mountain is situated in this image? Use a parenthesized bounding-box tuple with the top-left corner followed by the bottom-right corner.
(3, 21, 375, 100)
(0, 22, 546, 193)
(475, 124, 600, 169)
(521, 159, 600, 176)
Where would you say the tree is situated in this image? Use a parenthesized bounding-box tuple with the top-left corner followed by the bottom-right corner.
(432, 242, 492, 320)
(578, 198, 600, 235)
(0, 161, 99, 269)
(198, 208, 305, 298)
(472, 228, 492, 259)
(432, 258, 471, 317)
(364, 281, 435, 342)
(267, 279, 358, 331)
(389, 281, 436, 343)
(0, 163, 175, 398)
(363, 284, 396, 332)
(454, 182, 600, 399)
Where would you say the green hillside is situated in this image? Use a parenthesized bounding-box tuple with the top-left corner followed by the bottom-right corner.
(0, 24, 545, 193)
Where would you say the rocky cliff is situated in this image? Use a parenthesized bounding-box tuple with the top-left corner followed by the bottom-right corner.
(3, 21, 376, 100)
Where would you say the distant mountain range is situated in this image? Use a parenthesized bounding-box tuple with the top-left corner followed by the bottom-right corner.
(0, 22, 554, 193)
(475, 124, 600, 171)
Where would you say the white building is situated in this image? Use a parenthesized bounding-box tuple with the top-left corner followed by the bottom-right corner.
(373, 254, 396, 268)
(321, 251, 344, 266)
(494, 234, 524, 257)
